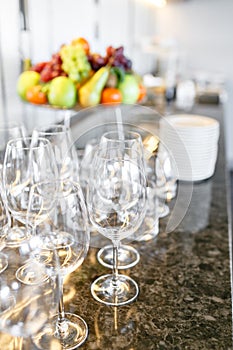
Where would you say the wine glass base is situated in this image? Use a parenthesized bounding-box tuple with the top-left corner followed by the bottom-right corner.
(33, 313, 88, 350)
(5, 226, 31, 248)
(97, 244, 140, 269)
(91, 274, 139, 306)
(16, 260, 49, 285)
(0, 253, 8, 273)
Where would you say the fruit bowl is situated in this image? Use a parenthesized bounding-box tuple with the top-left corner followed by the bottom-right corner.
(17, 37, 146, 110)
(22, 99, 82, 112)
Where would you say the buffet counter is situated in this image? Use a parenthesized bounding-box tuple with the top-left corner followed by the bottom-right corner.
(74, 105, 232, 350)
(68, 103, 232, 349)
(0, 103, 232, 350)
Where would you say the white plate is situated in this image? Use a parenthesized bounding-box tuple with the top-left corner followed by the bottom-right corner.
(163, 114, 219, 130)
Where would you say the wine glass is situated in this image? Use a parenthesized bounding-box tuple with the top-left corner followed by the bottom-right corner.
(2, 137, 58, 247)
(87, 145, 147, 306)
(0, 239, 58, 350)
(0, 122, 28, 248)
(32, 124, 79, 182)
(28, 180, 90, 350)
(96, 130, 145, 270)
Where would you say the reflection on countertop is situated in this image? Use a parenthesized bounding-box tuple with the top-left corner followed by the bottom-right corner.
(175, 179, 213, 233)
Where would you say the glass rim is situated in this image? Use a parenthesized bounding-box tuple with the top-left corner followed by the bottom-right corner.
(91, 146, 146, 175)
(6, 136, 51, 150)
(101, 130, 142, 141)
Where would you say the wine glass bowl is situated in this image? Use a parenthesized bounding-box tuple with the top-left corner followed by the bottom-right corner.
(32, 124, 79, 182)
(2, 137, 58, 247)
(0, 122, 28, 253)
(30, 180, 89, 275)
(100, 130, 144, 154)
(28, 179, 90, 350)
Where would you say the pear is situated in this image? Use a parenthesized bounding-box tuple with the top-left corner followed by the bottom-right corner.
(79, 66, 110, 107)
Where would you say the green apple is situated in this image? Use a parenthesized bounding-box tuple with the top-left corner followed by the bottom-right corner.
(48, 76, 77, 108)
(118, 74, 140, 104)
(17, 71, 40, 100)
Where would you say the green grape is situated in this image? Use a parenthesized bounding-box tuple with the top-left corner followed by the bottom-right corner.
(60, 44, 91, 83)
(69, 71, 81, 82)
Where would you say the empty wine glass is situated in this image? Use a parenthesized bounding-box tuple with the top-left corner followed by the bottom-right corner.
(87, 146, 147, 306)
(96, 130, 145, 270)
(0, 239, 58, 350)
(28, 180, 90, 350)
(15, 180, 60, 286)
(2, 136, 58, 285)
(0, 122, 28, 248)
(32, 124, 79, 182)
(2, 137, 58, 247)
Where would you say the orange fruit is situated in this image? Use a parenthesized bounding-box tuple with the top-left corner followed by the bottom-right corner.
(71, 37, 90, 54)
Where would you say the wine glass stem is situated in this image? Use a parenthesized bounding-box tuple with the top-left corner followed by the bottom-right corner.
(13, 336, 23, 350)
(112, 241, 119, 287)
(55, 274, 69, 338)
(58, 275, 65, 320)
(11, 217, 21, 228)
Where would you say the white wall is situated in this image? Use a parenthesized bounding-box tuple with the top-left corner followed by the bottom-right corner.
(0, 0, 23, 123)
(0, 0, 232, 167)
(26, 0, 157, 64)
(154, 0, 233, 168)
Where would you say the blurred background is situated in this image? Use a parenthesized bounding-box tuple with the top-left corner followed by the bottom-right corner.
(0, 0, 232, 171)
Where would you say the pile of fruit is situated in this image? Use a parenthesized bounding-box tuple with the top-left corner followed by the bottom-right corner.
(17, 37, 146, 108)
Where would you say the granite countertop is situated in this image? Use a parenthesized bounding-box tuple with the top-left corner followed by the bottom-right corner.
(68, 104, 232, 350)
(68, 105, 232, 350)
(0, 104, 232, 349)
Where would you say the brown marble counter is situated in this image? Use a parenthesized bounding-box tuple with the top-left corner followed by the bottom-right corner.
(0, 103, 232, 349)
(68, 104, 232, 349)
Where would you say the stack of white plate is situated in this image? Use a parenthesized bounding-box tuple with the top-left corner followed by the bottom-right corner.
(159, 114, 220, 182)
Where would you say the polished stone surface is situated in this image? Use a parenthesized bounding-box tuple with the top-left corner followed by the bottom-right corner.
(68, 104, 232, 349)
(74, 195, 232, 348)
(0, 104, 232, 349)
